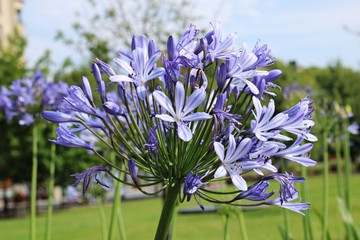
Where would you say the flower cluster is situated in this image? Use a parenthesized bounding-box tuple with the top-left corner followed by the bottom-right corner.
(43, 22, 317, 215)
(0, 70, 69, 125)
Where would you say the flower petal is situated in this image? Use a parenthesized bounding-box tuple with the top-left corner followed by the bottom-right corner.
(231, 174, 247, 191)
(153, 90, 176, 116)
(214, 142, 225, 162)
(175, 81, 185, 115)
(214, 165, 227, 178)
(182, 88, 206, 115)
(155, 114, 176, 122)
(177, 123, 192, 141)
(182, 112, 212, 122)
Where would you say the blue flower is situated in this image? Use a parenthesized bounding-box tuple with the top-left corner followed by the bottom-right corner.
(50, 125, 93, 150)
(153, 81, 212, 141)
(214, 134, 253, 190)
(250, 96, 289, 141)
(71, 166, 109, 195)
(110, 45, 165, 99)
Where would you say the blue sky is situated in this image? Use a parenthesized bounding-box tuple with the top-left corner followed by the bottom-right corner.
(23, 0, 360, 71)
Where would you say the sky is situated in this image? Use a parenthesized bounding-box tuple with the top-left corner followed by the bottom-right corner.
(23, 0, 360, 71)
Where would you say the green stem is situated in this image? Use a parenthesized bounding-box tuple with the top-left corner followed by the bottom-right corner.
(237, 208, 248, 240)
(343, 121, 351, 210)
(283, 208, 291, 240)
(301, 166, 313, 240)
(30, 124, 38, 240)
(45, 125, 56, 240)
(97, 197, 108, 240)
(154, 183, 180, 240)
(223, 214, 230, 240)
(322, 130, 329, 240)
(334, 124, 344, 199)
(108, 170, 126, 240)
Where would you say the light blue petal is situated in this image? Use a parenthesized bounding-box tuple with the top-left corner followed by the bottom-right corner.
(177, 123, 192, 141)
(214, 165, 227, 178)
(147, 68, 165, 80)
(182, 88, 206, 115)
(113, 58, 134, 74)
(110, 75, 134, 83)
(226, 134, 236, 162)
(175, 82, 185, 115)
(136, 84, 147, 100)
(155, 114, 176, 122)
(153, 90, 176, 116)
(182, 112, 211, 122)
(228, 138, 253, 163)
(214, 142, 225, 162)
(132, 48, 146, 74)
(243, 79, 259, 95)
(231, 174, 247, 191)
(144, 51, 161, 74)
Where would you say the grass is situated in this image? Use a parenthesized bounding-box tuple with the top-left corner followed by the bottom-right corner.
(1, 174, 359, 239)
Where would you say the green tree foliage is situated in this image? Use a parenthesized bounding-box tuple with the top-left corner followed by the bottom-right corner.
(55, 0, 198, 62)
(0, 30, 27, 86)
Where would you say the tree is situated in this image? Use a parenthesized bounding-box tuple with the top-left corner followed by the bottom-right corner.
(56, 0, 199, 62)
(0, 30, 27, 86)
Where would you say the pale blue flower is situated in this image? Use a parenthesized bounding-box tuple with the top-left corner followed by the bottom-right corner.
(250, 96, 289, 141)
(214, 134, 253, 190)
(153, 81, 212, 141)
(110, 47, 165, 99)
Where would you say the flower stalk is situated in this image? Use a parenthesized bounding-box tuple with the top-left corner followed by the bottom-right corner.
(30, 124, 38, 240)
(45, 125, 57, 240)
(154, 182, 180, 240)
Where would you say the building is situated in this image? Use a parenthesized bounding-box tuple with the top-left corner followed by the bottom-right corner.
(0, 0, 24, 47)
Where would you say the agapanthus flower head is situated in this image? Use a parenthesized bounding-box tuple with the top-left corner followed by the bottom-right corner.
(43, 22, 317, 215)
(0, 71, 69, 125)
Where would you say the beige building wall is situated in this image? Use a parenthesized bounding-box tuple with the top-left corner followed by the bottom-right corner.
(0, 0, 24, 47)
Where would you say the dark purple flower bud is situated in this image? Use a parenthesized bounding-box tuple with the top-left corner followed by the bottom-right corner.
(82, 76, 94, 103)
(144, 125, 159, 157)
(265, 69, 282, 82)
(95, 58, 116, 76)
(98, 80, 106, 103)
(92, 63, 102, 84)
(148, 39, 156, 57)
(71, 166, 109, 195)
(167, 36, 177, 61)
(234, 180, 274, 201)
(216, 63, 227, 89)
(128, 159, 138, 184)
(42, 111, 78, 123)
(103, 101, 125, 116)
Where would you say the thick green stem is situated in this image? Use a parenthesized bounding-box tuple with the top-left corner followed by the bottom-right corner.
(45, 125, 56, 240)
(30, 124, 38, 240)
(322, 130, 329, 240)
(108, 170, 126, 240)
(154, 183, 180, 240)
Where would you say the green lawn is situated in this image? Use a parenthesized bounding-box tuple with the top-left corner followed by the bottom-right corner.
(1, 174, 359, 239)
